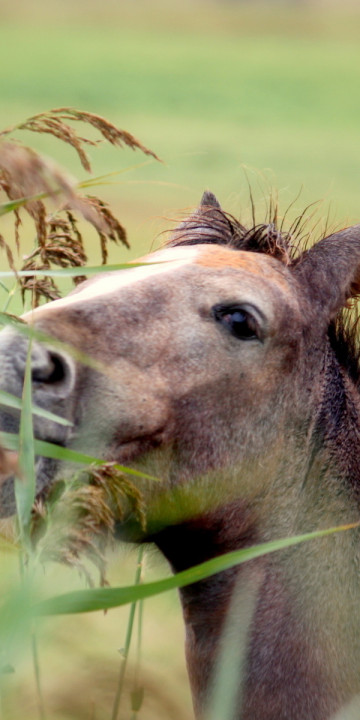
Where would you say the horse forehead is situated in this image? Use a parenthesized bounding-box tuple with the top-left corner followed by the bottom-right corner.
(25, 244, 293, 319)
(75, 243, 289, 292)
(194, 245, 288, 282)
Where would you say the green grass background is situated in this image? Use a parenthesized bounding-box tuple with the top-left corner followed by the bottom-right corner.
(1, 1, 360, 718)
(2, 0, 360, 261)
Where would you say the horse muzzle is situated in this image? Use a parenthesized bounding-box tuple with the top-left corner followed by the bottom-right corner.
(0, 326, 76, 517)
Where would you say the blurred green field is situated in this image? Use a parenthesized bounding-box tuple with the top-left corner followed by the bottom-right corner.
(1, 0, 360, 259)
(1, 2, 360, 718)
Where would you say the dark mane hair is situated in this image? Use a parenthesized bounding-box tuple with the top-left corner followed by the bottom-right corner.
(167, 205, 295, 263)
(168, 200, 360, 388)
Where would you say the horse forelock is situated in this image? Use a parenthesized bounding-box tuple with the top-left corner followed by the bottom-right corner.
(167, 205, 294, 264)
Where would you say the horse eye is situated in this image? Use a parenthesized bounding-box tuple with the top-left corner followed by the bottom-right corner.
(213, 305, 260, 341)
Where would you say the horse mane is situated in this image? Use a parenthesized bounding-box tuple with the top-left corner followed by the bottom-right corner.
(167, 199, 360, 389)
(167, 204, 294, 263)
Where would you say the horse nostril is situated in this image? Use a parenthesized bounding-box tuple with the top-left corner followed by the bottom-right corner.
(31, 346, 75, 397)
(32, 352, 66, 384)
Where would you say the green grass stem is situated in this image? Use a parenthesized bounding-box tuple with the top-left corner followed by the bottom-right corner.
(1, 282, 17, 314)
(31, 630, 46, 720)
(0, 431, 160, 482)
(111, 546, 145, 720)
(36, 522, 360, 616)
(0, 262, 155, 278)
(130, 567, 145, 720)
(0, 389, 72, 427)
(15, 338, 36, 542)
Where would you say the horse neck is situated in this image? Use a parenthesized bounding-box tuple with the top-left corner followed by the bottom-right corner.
(153, 353, 360, 720)
(154, 504, 258, 717)
(155, 490, 360, 720)
(313, 341, 360, 493)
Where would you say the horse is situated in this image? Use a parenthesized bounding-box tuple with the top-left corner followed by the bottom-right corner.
(1, 191, 360, 719)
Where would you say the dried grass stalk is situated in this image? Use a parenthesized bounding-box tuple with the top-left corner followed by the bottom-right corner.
(0, 107, 160, 306)
(19, 274, 62, 305)
(84, 195, 129, 263)
(0, 107, 160, 172)
(0, 141, 77, 203)
(31, 462, 146, 584)
(0, 142, 129, 305)
(0, 234, 16, 275)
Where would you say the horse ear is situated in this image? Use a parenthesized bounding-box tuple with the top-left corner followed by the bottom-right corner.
(169, 191, 225, 245)
(292, 225, 360, 318)
(199, 191, 222, 209)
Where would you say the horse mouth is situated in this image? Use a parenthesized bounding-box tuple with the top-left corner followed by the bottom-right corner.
(0, 425, 166, 519)
(107, 427, 168, 465)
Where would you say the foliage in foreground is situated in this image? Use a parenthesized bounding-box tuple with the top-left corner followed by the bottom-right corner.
(0, 109, 161, 719)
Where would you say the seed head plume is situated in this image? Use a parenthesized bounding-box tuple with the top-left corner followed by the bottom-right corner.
(31, 462, 146, 586)
(0, 108, 160, 306)
(0, 107, 160, 172)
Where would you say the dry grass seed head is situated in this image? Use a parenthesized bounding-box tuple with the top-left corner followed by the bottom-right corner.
(0, 107, 160, 171)
(48, 108, 161, 162)
(31, 462, 146, 584)
(20, 274, 61, 305)
(85, 195, 129, 263)
(0, 234, 16, 274)
(0, 142, 130, 304)
(0, 174, 21, 253)
(0, 141, 77, 203)
(0, 108, 160, 305)
(19, 210, 88, 303)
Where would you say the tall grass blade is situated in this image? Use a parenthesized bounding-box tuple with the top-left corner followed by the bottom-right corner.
(2, 282, 17, 313)
(130, 556, 145, 720)
(0, 577, 35, 667)
(31, 630, 46, 720)
(0, 262, 155, 278)
(77, 161, 154, 188)
(206, 578, 258, 720)
(111, 546, 144, 720)
(36, 522, 360, 616)
(0, 389, 72, 427)
(0, 192, 48, 216)
(0, 431, 160, 482)
(15, 338, 36, 540)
